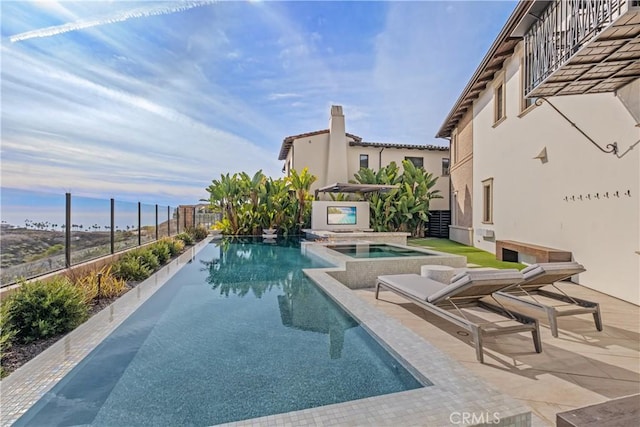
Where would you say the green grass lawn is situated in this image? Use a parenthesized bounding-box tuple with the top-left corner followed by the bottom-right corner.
(409, 238, 526, 270)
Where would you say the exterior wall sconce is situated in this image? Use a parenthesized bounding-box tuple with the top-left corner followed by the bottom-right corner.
(533, 147, 548, 163)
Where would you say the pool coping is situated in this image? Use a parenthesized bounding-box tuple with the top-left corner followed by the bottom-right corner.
(1, 237, 532, 426)
(301, 241, 467, 289)
(0, 238, 213, 426)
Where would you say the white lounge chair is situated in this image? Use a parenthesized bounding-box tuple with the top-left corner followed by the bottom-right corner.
(496, 262, 602, 337)
(375, 270, 542, 363)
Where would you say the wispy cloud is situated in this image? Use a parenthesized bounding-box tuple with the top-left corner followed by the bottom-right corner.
(268, 93, 302, 101)
(10, 1, 218, 43)
(1, 1, 517, 205)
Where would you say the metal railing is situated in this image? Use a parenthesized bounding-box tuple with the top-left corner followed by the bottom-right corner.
(524, 0, 628, 95)
(0, 188, 182, 287)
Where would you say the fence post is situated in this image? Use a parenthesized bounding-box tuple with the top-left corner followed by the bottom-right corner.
(167, 206, 171, 236)
(138, 202, 141, 246)
(176, 208, 180, 234)
(110, 198, 115, 254)
(155, 204, 159, 241)
(65, 193, 71, 268)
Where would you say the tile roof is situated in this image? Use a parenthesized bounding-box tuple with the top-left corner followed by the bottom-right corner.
(350, 141, 449, 151)
(278, 129, 362, 160)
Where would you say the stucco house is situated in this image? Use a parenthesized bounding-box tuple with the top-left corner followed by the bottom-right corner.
(278, 105, 451, 234)
(437, 0, 639, 304)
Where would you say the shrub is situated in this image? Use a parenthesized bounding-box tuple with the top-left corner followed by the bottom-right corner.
(112, 257, 152, 282)
(123, 248, 159, 271)
(75, 266, 127, 304)
(169, 238, 185, 256)
(4, 277, 88, 344)
(0, 301, 16, 355)
(160, 237, 184, 256)
(176, 232, 194, 246)
(149, 241, 171, 265)
(190, 225, 209, 241)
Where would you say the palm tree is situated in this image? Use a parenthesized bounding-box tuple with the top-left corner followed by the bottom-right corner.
(206, 173, 242, 234)
(238, 170, 266, 235)
(287, 167, 317, 233)
(353, 160, 440, 236)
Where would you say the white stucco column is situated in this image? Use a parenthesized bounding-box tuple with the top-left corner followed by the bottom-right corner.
(325, 105, 349, 186)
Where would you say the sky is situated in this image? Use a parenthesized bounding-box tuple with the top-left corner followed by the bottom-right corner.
(1, 0, 517, 207)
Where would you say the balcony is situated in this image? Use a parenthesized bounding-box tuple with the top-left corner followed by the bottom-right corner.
(520, 0, 640, 97)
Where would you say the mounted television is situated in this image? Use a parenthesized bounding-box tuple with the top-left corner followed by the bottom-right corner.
(327, 206, 357, 225)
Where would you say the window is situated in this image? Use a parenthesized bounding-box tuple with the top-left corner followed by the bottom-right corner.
(519, 58, 536, 114)
(494, 83, 505, 123)
(405, 156, 423, 168)
(359, 154, 369, 169)
(442, 158, 450, 176)
(451, 130, 458, 165)
(493, 72, 506, 126)
(482, 178, 493, 224)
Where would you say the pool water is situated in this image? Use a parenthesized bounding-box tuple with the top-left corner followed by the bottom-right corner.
(327, 243, 433, 258)
(16, 238, 425, 426)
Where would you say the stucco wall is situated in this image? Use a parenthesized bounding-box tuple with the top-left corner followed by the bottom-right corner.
(288, 133, 330, 192)
(346, 145, 382, 177)
(451, 109, 474, 229)
(616, 79, 640, 125)
(291, 140, 450, 210)
(470, 44, 640, 304)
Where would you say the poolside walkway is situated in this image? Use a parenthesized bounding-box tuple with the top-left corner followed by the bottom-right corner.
(355, 282, 640, 425)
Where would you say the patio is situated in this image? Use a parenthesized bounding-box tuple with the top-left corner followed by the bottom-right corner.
(357, 280, 640, 425)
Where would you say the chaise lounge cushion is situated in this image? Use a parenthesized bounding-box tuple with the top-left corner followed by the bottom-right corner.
(377, 274, 447, 301)
(427, 269, 522, 303)
(516, 262, 585, 291)
(378, 270, 523, 305)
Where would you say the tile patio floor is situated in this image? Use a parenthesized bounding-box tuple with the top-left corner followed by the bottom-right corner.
(355, 282, 640, 426)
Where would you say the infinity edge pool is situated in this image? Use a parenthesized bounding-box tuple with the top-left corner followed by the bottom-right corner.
(0, 237, 532, 426)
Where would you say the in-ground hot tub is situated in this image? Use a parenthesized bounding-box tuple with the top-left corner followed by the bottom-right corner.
(303, 229, 410, 245)
(327, 243, 435, 258)
(302, 241, 466, 289)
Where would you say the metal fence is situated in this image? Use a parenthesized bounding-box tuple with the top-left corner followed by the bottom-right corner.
(0, 188, 182, 287)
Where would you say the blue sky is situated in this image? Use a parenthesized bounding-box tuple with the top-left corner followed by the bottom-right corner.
(1, 0, 517, 206)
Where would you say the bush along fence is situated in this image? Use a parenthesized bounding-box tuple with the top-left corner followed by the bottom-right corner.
(0, 229, 208, 378)
(0, 188, 196, 287)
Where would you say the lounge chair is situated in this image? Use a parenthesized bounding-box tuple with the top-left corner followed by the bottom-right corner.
(496, 262, 602, 337)
(375, 270, 542, 363)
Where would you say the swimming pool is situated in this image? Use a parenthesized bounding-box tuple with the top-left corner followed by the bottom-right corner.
(14, 238, 425, 426)
(327, 243, 434, 258)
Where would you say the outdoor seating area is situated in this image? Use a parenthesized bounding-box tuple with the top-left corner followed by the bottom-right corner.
(375, 269, 542, 363)
(363, 260, 639, 425)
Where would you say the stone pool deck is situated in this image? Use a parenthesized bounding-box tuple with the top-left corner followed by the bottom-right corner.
(356, 281, 640, 426)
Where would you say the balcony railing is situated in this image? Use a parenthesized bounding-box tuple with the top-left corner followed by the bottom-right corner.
(524, 0, 629, 96)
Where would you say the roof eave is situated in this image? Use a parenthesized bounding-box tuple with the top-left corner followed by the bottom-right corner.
(435, 0, 535, 139)
(278, 130, 362, 161)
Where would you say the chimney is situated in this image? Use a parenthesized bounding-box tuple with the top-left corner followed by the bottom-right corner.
(325, 105, 348, 186)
